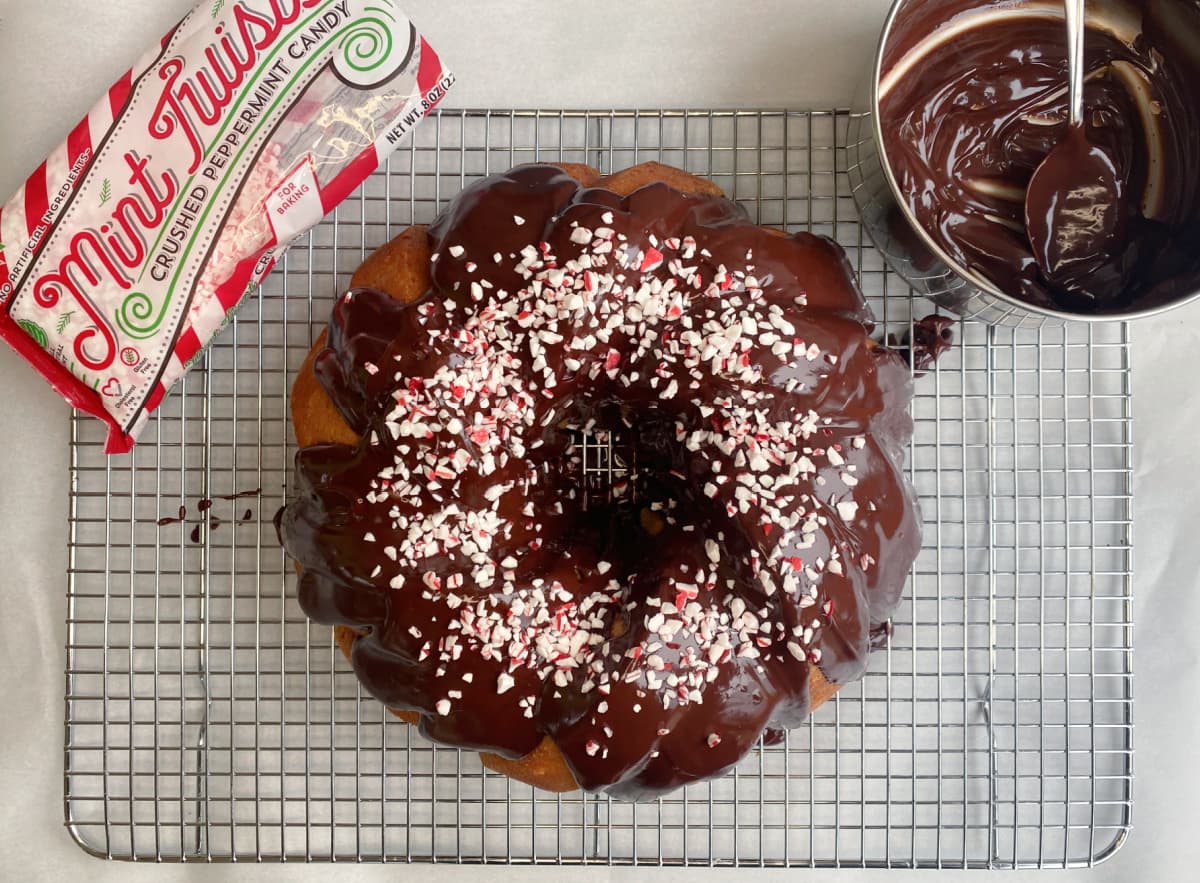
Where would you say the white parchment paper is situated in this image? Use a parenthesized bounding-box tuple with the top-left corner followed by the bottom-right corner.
(0, 1, 1196, 880)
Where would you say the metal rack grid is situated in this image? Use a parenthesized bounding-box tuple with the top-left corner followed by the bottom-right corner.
(63, 110, 1133, 868)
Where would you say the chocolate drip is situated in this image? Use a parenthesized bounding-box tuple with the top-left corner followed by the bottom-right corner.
(880, 0, 1200, 313)
(277, 165, 921, 798)
(887, 314, 955, 375)
(157, 490, 263, 539)
(157, 505, 188, 527)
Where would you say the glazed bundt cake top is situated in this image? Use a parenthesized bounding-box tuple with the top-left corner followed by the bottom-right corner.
(279, 163, 921, 798)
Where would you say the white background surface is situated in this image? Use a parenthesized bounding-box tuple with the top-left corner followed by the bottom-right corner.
(0, 1, 1197, 879)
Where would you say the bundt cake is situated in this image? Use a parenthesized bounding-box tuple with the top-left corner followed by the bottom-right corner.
(276, 161, 921, 799)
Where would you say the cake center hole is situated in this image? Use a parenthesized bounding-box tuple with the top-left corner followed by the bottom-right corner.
(571, 429, 637, 511)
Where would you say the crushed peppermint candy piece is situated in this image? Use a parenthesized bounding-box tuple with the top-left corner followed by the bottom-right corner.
(705, 540, 720, 564)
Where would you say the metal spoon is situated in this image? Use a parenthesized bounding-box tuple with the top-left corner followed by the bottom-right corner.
(1063, 0, 1086, 129)
(1023, 0, 1126, 298)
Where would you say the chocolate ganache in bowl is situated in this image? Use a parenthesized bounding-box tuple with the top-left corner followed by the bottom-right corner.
(875, 0, 1200, 318)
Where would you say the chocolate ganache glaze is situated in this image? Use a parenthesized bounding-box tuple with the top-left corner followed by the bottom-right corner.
(277, 165, 921, 798)
(880, 0, 1200, 313)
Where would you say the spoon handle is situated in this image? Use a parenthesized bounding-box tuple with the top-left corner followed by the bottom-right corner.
(1065, 0, 1086, 126)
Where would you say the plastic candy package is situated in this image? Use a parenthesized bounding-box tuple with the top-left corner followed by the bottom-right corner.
(0, 0, 453, 452)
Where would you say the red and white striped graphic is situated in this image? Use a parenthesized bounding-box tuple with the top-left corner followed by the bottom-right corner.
(0, 30, 172, 292)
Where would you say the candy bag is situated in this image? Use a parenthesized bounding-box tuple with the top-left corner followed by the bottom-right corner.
(0, 0, 453, 452)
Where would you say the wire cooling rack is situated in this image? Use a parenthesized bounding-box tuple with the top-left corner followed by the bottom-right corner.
(63, 110, 1133, 868)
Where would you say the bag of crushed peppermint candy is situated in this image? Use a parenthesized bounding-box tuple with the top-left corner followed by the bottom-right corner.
(0, 0, 453, 453)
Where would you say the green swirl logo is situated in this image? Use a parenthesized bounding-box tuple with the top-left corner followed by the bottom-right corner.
(118, 291, 161, 340)
(341, 16, 392, 74)
(333, 2, 416, 89)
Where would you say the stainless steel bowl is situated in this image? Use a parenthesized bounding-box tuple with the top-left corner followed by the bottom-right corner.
(847, 0, 1200, 328)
